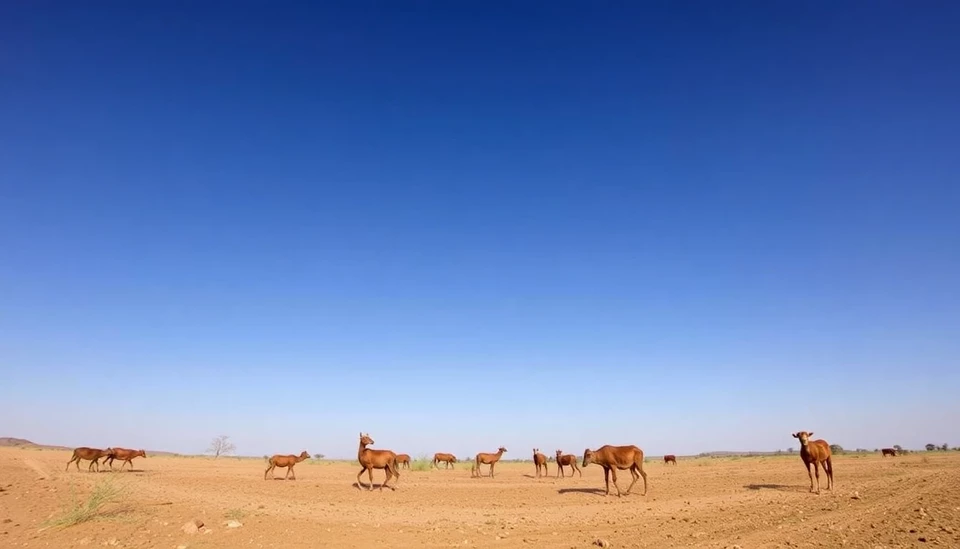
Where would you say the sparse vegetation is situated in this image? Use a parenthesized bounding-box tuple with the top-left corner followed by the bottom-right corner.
(314, 453, 325, 460)
(225, 508, 246, 520)
(926, 443, 936, 451)
(410, 454, 432, 471)
(829, 444, 844, 454)
(44, 476, 129, 529)
(207, 435, 236, 459)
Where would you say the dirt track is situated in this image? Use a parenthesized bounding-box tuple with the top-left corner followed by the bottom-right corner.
(1, 447, 959, 548)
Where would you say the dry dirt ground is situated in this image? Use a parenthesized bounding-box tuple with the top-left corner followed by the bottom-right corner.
(1, 447, 959, 548)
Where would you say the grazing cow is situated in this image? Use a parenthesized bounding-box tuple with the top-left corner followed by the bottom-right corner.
(881, 448, 897, 457)
(396, 454, 411, 470)
(533, 448, 548, 478)
(582, 445, 648, 497)
(555, 450, 582, 478)
(103, 448, 146, 471)
(65, 447, 114, 472)
(357, 433, 400, 491)
(433, 453, 457, 469)
(792, 431, 834, 494)
(474, 447, 507, 478)
(663, 454, 677, 465)
(264, 450, 310, 480)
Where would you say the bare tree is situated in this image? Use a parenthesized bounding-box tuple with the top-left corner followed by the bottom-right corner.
(207, 435, 236, 458)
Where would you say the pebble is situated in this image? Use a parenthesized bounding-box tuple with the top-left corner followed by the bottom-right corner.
(225, 520, 242, 528)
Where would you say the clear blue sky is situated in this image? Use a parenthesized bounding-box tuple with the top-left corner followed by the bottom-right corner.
(1, 2, 958, 459)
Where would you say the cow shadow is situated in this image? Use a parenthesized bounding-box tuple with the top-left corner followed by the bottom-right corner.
(558, 487, 606, 496)
(743, 484, 800, 492)
(352, 482, 396, 491)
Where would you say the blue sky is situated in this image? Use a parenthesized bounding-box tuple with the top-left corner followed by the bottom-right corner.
(1, 2, 958, 459)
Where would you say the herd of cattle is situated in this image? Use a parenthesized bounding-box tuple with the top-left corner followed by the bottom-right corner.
(62, 432, 906, 497)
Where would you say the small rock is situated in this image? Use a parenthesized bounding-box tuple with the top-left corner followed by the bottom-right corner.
(1, 520, 10, 524)
(851, 491, 861, 500)
(103, 539, 118, 547)
(919, 537, 927, 542)
(78, 538, 91, 546)
(594, 539, 611, 548)
(225, 520, 242, 528)
(203, 530, 213, 535)
(177, 545, 188, 549)
(181, 520, 202, 535)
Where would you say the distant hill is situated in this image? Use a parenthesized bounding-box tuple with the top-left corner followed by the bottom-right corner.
(0, 436, 178, 455)
(0, 437, 36, 447)
(0, 437, 71, 450)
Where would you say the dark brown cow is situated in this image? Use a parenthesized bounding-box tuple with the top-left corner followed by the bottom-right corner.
(881, 448, 897, 457)
(65, 447, 114, 472)
(555, 449, 582, 478)
(663, 454, 677, 465)
(792, 431, 834, 494)
(103, 448, 146, 471)
(533, 448, 548, 478)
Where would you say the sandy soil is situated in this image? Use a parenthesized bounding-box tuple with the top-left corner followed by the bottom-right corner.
(1, 447, 958, 548)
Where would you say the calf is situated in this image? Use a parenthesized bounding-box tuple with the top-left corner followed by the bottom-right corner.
(792, 431, 834, 494)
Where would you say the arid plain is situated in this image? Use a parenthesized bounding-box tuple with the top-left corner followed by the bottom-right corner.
(1, 447, 958, 548)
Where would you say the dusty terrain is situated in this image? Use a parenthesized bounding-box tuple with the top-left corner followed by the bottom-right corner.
(1, 447, 958, 548)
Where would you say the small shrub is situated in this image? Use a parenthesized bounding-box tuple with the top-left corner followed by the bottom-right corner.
(44, 477, 129, 529)
(225, 508, 245, 520)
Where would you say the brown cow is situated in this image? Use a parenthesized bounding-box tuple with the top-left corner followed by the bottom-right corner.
(582, 445, 648, 497)
(264, 450, 309, 480)
(357, 432, 400, 491)
(881, 448, 897, 457)
(396, 454, 411, 470)
(555, 449, 582, 478)
(533, 448, 548, 478)
(792, 431, 834, 494)
(103, 448, 146, 471)
(663, 454, 677, 465)
(432, 453, 457, 469)
(473, 447, 507, 478)
(65, 447, 114, 472)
